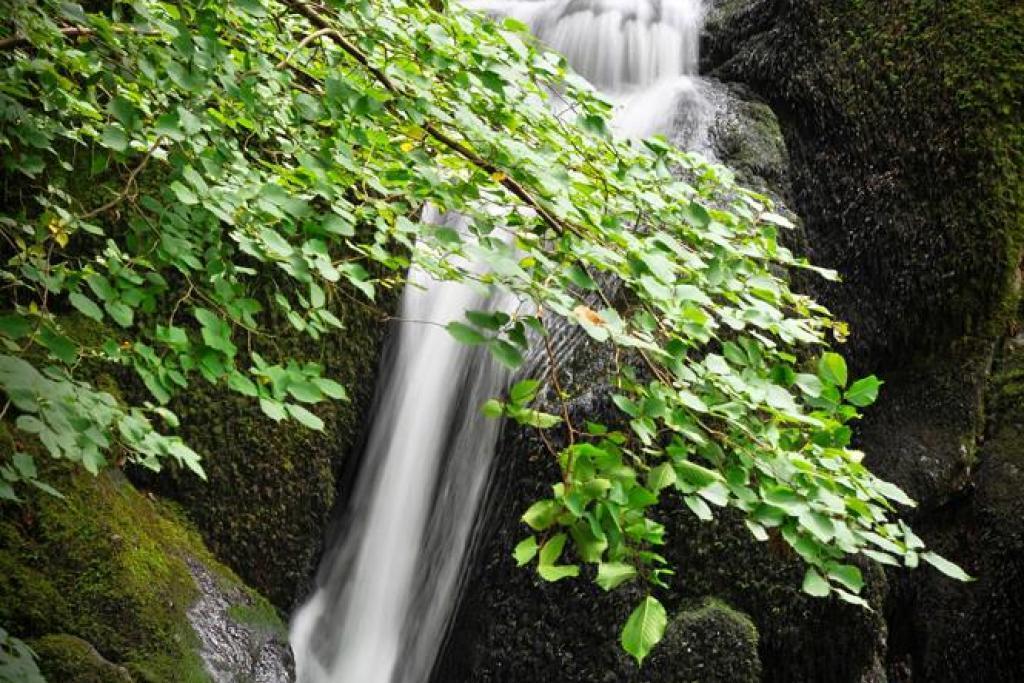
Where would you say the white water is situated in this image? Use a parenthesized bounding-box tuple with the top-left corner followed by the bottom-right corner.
(290, 2, 707, 682)
(290, 209, 513, 683)
(472, 0, 708, 141)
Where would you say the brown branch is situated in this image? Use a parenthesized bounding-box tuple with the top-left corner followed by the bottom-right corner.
(541, 314, 576, 446)
(0, 26, 158, 51)
(275, 26, 336, 69)
(81, 136, 165, 221)
(283, 1, 571, 237)
(0, 27, 94, 50)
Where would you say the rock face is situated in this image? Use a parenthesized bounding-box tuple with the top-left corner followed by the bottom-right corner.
(129, 286, 390, 611)
(442, 0, 1023, 681)
(0, 456, 292, 682)
(701, 0, 1023, 680)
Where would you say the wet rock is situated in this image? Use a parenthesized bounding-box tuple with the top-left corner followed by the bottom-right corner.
(187, 558, 294, 683)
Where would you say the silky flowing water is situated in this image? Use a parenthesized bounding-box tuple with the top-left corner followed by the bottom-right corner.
(289, 2, 707, 681)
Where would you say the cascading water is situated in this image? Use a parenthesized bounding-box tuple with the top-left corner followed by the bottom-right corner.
(289, 211, 514, 683)
(289, 2, 708, 681)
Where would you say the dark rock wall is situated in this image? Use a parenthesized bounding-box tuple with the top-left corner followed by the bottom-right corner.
(704, 0, 1023, 680)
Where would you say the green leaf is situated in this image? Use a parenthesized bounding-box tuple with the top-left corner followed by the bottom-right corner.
(105, 301, 134, 328)
(39, 326, 77, 364)
(921, 551, 974, 581)
(446, 322, 486, 345)
(539, 532, 568, 566)
(675, 459, 722, 488)
(287, 403, 324, 430)
(510, 379, 540, 404)
(799, 510, 836, 543)
(875, 479, 916, 507)
(646, 462, 676, 491)
(845, 375, 882, 407)
(481, 398, 504, 418)
(620, 596, 667, 665)
(488, 339, 524, 369)
(259, 399, 287, 422)
(684, 201, 711, 228)
(12, 453, 37, 479)
(827, 563, 865, 592)
(522, 499, 561, 531)
(69, 292, 103, 321)
(802, 567, 830, 597)
(0, 315, 31, 339)
(684, 494, 713, 521)
(537, 564, 580, 582)
(596, 562, 637, 591)
(566, 263, 597, 290)
(817, 352, 848, 388)
(169, 181, 198, 205)
(99, 124, 129, 151)
(513, 536, 538, 566)
(287, 380, 324, 403)
(313, 377, 348, 400)
(228, 371, 259, 397)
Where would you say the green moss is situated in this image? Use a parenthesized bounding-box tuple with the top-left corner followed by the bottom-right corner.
(712, 0, 1023, 366)
(128, 280, 393, 610)
(646, 598, 760, 683)
(31, 634, 133, 683)
(226, 598, 287, 640)
(0, 431, 267, 682)
(824, 0, 1024, 342)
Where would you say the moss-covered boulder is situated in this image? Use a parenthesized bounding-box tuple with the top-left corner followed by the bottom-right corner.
(884, 325, 1024, 681)
(108, 280, 393, 612)
(31, 635, 133, 683)
(646, 599, 760, 683)
(700, 1, 1023, 679)
(0, 445, 290, 682)
(706, 0, 1023, 366)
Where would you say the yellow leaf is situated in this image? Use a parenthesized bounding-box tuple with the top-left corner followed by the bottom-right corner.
(490, 171, 507, 183)
(400, 141, 415, 152)
(574, 305, 604, 326)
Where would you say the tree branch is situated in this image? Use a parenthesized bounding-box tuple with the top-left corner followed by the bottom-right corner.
(80, 136, 165, 221)
(283, 1, 571, 237)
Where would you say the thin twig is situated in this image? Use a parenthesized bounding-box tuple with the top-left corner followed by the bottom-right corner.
(275, 27, 335, 69)
(0, 26, 94, 50)
(81, 136, 165, 221)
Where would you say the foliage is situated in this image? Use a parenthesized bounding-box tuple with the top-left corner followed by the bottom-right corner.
(0, 0, 968, 663)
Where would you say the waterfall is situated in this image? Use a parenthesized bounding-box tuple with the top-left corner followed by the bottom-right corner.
(289, 2, 707, 681)
(290, 210, 514, 683)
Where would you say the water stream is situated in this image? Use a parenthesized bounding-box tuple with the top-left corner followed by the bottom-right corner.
(289, 2, 708, 681)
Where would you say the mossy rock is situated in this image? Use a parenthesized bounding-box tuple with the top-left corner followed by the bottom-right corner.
(0, 442, 288, 682)
(31, 635, 133, 683)
(707, 0, 1023, 366)
(646, 599, 760, 683)
(701, 3, 1022, 678)
(885, 327, 1024, 682)
(123, 279, 393, 612)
